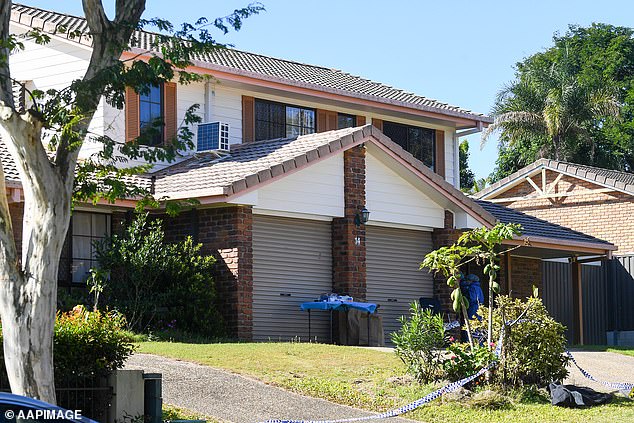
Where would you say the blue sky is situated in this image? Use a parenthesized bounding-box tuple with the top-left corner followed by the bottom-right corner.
(22, 0, 634, 179)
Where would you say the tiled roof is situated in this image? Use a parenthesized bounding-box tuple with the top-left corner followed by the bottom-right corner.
(475, 158, 634, 199)
(477, 200, 615, 248)
(10, 3, 491, 123)
(0, 140, 21, 183)
(152, 125, 498, 226)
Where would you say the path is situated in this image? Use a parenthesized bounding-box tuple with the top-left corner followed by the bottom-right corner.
(125, 353, 417, 423)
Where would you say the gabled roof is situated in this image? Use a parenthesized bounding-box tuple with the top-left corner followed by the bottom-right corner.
(475, 158, 634, 199)
(152, 125, 498, 226)
(478, 200, 616, 250)
(10, 3, 491, 124)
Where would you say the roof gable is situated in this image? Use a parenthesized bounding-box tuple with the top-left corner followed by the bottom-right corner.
(476, 158, 634, 200)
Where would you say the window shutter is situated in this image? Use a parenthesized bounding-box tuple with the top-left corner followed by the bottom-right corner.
(242, 96, 255, 142)
(435, 129, 445, 178)
(125, 86, 140, 142)
(372, 118, 383, 131)
(326, 110, 337, 131)
(316, 109, 327, 132)
(163, 82, 177, 143)
(356, 116, 366, 126)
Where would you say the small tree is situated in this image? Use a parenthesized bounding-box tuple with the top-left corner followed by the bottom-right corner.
(422, 223, 522, 350)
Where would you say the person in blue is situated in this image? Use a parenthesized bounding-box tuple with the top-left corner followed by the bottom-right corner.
(460, 273, 484, 320)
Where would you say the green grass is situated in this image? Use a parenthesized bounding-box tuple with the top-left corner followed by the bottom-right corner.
(163, 403, 219, 422)
(138, 342, 634, 423)
(575, 345, 634, 357)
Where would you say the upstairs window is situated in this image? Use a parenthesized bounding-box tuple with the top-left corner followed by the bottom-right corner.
(337, 113, 356, 129)
(139, 84, 164, 146)
(255, 99, 315, 140)
(382, 121, 435, 170)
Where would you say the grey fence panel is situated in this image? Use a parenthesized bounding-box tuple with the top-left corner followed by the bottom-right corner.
(581, 264, 607, 345)
(609, 256, 634, 331)
(542, 261, 574, 342)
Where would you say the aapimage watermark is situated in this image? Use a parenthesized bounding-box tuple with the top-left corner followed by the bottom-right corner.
(4, 408, 82, 420)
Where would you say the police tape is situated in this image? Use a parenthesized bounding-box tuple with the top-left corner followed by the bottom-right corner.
(565, 350, 634, 394)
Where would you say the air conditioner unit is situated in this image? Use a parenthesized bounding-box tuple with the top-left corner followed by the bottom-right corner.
(197, 122, 230, 152)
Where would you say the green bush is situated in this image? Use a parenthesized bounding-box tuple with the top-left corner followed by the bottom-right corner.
(443, 342, 496, 382)
(471, 295, 569, 387)
(93, 213, 225, 337)
(1, 306, 135, 381)
(392, 302, 445, 383)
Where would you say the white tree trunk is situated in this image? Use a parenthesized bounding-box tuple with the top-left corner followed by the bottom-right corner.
(0, 112, 71, 403)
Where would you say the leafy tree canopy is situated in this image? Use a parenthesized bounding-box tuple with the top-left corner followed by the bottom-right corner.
(459, 139, 475, 191)
(486, 23, 634, 181)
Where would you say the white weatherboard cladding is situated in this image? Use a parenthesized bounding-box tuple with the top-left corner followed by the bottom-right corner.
(230, 154, 344, 217)
(252, 215, 332, 342)
(366, 152, 444, 228)
(366, 226, 434, 342)
(208, 84, 243, 146)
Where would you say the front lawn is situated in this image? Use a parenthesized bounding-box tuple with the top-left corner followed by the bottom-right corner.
(576, 345, 634, 357)
(138, 342, 634, 423)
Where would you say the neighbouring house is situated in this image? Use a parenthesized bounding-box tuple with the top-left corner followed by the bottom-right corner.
(475, 159, 634, 345)
(3, 4, 616, 344)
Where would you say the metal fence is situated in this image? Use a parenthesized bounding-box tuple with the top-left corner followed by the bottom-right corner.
(542, 261, 607, 345)
(0, 372, 112, 422)
(607, 255, 634, 332)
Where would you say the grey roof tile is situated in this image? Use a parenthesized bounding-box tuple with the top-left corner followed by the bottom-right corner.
(477, 200, 614, 248)
(10, 3, 490, 123)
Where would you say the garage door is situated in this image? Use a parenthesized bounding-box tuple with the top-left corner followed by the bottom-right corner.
(252, 215, 332, 342)
(366, 225, 434, 342)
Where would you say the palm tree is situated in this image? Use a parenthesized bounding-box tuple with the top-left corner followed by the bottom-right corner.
(482, 56, 620, 162)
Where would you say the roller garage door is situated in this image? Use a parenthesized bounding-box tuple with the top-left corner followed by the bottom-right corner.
(252, 215, 332, 342)
(366, 225, 434, 342)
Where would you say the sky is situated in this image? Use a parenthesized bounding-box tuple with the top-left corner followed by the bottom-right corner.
(21, 0, 634, 179)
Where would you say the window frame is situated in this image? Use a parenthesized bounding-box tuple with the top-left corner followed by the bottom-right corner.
(139, 83, 165, 146)
(254, 98, 316, 141)
(382, 120, 436, 170)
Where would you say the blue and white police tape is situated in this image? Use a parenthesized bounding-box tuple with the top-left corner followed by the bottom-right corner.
(566, 350, 634, 394)
(262, 362, 494, 423)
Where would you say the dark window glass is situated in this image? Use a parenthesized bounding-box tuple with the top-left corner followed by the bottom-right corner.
(254, 99, 315, 141)
(383, 121, 435, 169)
(139, 84, 163, 146)
(338, 114, 356, 129)
(71, 213, 111, 284)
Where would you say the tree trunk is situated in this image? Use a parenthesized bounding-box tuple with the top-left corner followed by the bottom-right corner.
(0, 116, 71, 404)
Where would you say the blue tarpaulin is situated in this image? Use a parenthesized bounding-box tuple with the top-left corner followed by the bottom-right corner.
(300, 301, 377, 314)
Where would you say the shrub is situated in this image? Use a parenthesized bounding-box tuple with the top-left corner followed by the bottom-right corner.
(443, 342, 496, 382)
(0, 306, 135, 382)
(392, 302, 445, 383)
(93, 213, 225, 337)
(471, 295, 569, 387)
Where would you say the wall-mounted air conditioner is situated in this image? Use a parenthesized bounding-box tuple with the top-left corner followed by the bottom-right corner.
(197, 122, 229, 152)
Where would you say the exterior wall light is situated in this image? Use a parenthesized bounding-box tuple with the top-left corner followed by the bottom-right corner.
(355, 207, 370, 227)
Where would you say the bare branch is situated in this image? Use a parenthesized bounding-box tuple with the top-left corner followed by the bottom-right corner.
(0, 0, 14, 109)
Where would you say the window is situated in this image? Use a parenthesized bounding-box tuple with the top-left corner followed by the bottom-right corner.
(70, 213, 111, 284)
(254, 99, 315, 140)
(139, 84, 163, 145)
(337, 113, 356, 129)
(382, 121, 435, 169)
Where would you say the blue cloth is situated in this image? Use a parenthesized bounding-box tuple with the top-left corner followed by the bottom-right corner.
(300, 301, 377, 314)
(460, 274, 484, 320)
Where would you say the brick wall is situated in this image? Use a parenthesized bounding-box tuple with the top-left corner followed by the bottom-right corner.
(431, 224, 462, 319)
(8, 202, 23, 257)
(332, 145, 367, 300)
(495, 171, 634, 254)
(507, 256, 542, 299)
(162, 206, 253, 340)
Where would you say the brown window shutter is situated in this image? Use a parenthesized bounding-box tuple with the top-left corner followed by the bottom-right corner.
(125, 86, 140, 142)
(316, 109, 327, 132)
(326, 110, 338, 131)
(435, 129, 446, 178)
(242, 96, 255, 142)
(372, 118, 383, 131)
(356, 115, 366, 126)
(163, 82, 177, 143)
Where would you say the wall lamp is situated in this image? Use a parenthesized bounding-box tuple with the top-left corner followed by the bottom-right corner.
(354, 207, 370, 227)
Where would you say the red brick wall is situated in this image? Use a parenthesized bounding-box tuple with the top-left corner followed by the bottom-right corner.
(161, 206, 253, 340)
(431, 227, 462, 319)
(8, 202, 23, 258)
(507, 256, 542, 299)
(495, 171, 634, 254)
(332, 145, 367, 300)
